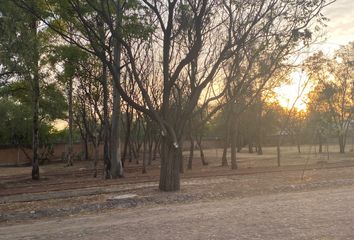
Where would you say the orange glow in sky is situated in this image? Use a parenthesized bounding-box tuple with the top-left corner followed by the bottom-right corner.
(275, 0, 354, 111)
(274, 71, 312, 112)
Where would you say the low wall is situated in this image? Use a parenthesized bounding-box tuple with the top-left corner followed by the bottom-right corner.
(5, 136, 347, 166)
(0, 143, 104, 166)
(0, 139, 223, 166)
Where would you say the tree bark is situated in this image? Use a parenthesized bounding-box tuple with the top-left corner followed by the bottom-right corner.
(31, 77, 40, 180)
(109, 2, 124, 178)
(196, 136, 208, 166)
(237, 134, 243, 153)
(296, 135, 301, 154)
(277, 137, 281, 167)
(128, 142, 133, 162)
(31, 18, 40, 180)
(93, 143, 99, 178)
(152, 137, 160, 161)
(142, 140, 147, 174)
(318, 131, 323, 154)
(83, 136, 89, 160)
(230, 129, 237, 169)
(257, 143, 263, 155)
(221, 135, 229, 167)
(179, 144, 184, 174)
(148, 133, 153, 165)
(159, 139, 180, 191)
(67, 77, 74, 166)
(188, 136, 194, 169)
(110, 80, 123, 178)
(256, 98, 263, 155)
(248, 142, 254, 153)
(102, 52, 110, 176)
(122, 107, 132, 165)
(339, 134, 345, 153)
(221, 104, 233, 166)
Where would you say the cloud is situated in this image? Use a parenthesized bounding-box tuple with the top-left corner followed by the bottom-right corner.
(323, 0, 354, 45)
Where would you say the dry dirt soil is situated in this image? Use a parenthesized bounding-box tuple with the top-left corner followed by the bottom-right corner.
(1, 146, 354, 239)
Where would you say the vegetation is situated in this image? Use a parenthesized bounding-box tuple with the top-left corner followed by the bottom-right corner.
(1, 0, 353, 192)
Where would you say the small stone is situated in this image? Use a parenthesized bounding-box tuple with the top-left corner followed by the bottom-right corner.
(107, 194, 138, 201)
(30, 210, 35, 214)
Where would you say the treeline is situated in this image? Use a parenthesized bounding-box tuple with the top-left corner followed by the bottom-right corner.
(0, 0, 346, 191)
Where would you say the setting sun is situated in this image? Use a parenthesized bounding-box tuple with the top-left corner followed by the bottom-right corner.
(274, 71, 313, 112)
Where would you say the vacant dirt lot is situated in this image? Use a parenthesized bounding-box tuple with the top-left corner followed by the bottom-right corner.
(1, 182, 354, 240)
(1, 145, 354, 239)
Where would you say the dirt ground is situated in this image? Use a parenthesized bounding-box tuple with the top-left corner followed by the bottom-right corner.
(2, 186, 354, 240)
(1, 145, 354, 239)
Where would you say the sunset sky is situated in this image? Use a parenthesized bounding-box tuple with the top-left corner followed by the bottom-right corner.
(323, 0, 354, 51)
(275, 0, 354, 111)
(53, 0, 354, 131)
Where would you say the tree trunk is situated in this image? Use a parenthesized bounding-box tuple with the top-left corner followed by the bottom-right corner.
(196, 136, 208, 166)
(256, 98, 263, 155)
(221, 136, 229, 167)
(142, 140, 147, 174)
(148, 136, 153, 165)
(101, 50, 110, 175)
(31, 19, 40, 180)
(110, 84, 123, 178)
(257, 143, 263, 155)
(152, 137, 160, 160)
(67, 77, 74, 166)
(237, 135, 243, 153)
(109, 2, 124, 178)
(134, 142, 140, 164)
(128, 143, 133, 162)
(159, 139, 180, 191)
(230, 130, 237, 169)
(277, 137, 281, 167)
(248, 142, 254, 153)
(93, 143, 99, 178)
(221, 123, 230, 167)
(296, 134, 301, 154)
(179, 145, 184, 174)
(122, 107, 132, 165)
(188, 136, 194, 169)
(76, 106, 89, 161)
(339, 134, 345, 153)
(84, 135, 89, 160)
(31, 81, 40, 180)
(318, 132, 323, 154)
(222, 106, 232, 166)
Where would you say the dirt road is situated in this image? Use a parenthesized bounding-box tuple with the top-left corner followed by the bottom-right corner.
(1, 185, 354, 240)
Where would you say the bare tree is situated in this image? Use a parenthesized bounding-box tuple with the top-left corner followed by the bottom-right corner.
(305, 46, 354, 153)
(18, 0, 332, 190)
